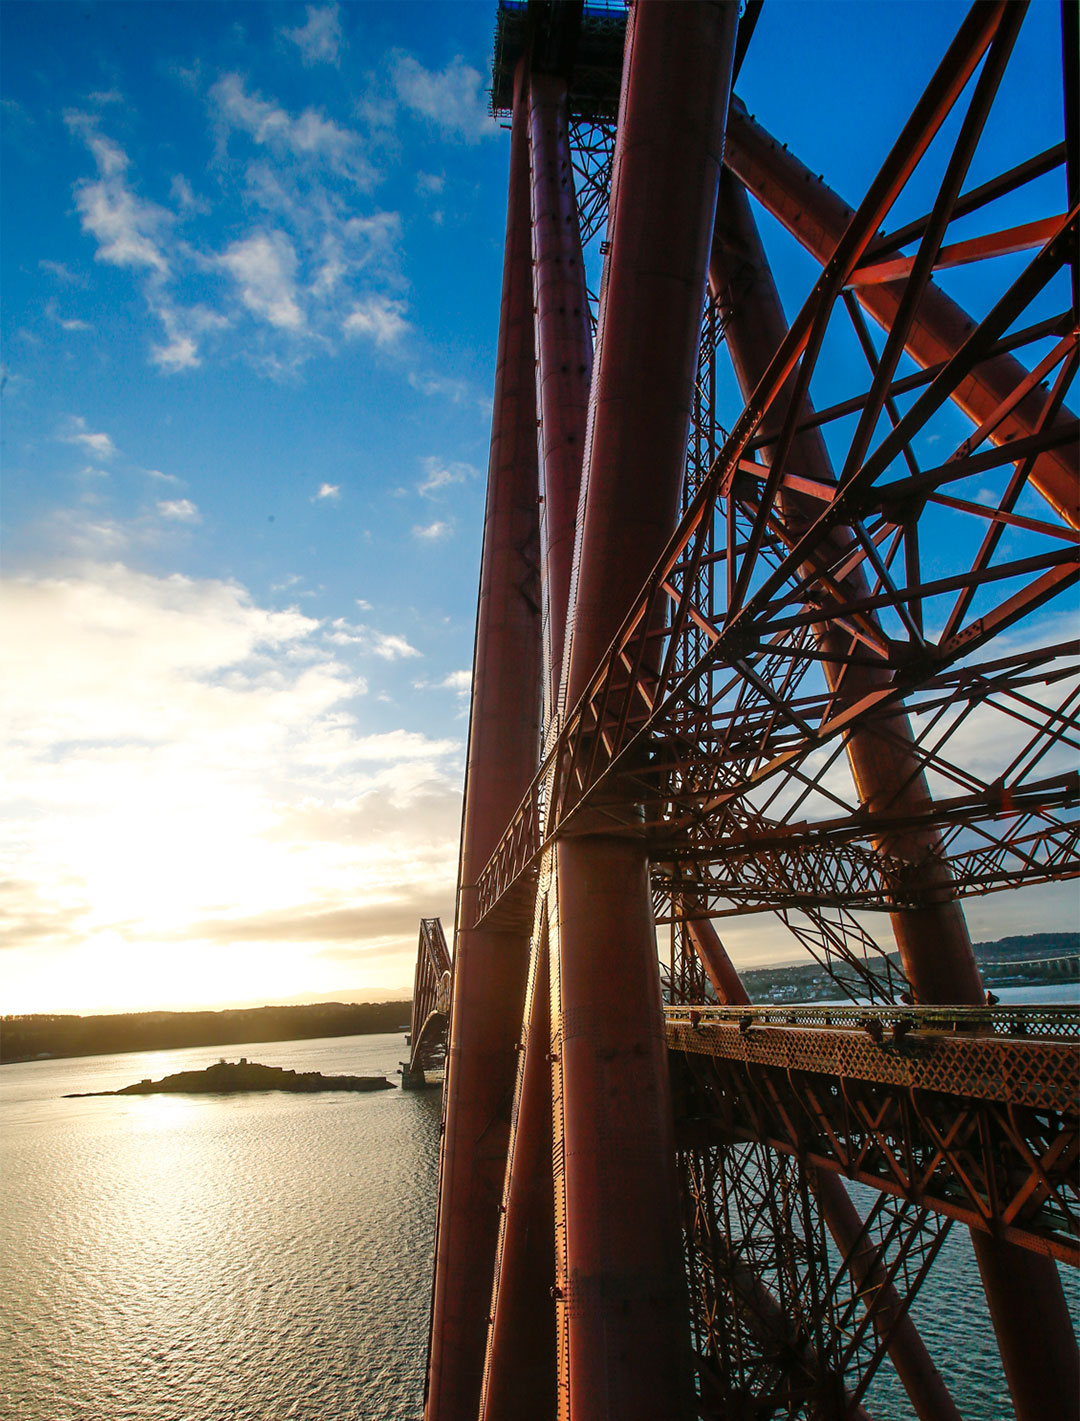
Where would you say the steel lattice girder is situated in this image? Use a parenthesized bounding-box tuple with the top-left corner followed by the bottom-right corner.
(470, 2, 1079, 938)
(669, 1015, 1080, 1264)
(408, 918, 451, 1075)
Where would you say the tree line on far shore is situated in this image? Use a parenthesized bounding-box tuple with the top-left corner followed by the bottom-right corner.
(1, 1000, 412, 1064)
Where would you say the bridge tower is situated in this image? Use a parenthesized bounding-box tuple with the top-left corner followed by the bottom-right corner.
(417, 3, 1080, 1417)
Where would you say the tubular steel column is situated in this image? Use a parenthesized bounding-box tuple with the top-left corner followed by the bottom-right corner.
(723, 100, 1079, 529)
(425, 60, 543, 1421)
(554, 4, 738, 1416)
(480, 926, 556, 1421)
(480, 68, 594, 1421)
(531, 70, 595, 725)
(708, 167, 1079, 1421)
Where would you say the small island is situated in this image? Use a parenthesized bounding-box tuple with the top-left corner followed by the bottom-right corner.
(65, 1057, 395, 1098)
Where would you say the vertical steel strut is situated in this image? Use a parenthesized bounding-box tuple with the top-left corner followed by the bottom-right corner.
(424, 58, 543, 1421)
(552, 4, 738, 1415)
(480, 63, 595, 1421)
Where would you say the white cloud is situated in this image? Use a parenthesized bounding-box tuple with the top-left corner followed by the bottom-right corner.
(391, 53, 493, 142)
(439, 669, 471, 693)
(153, 331, 200, 372)
(157, 498, 201, 522)
(407, 368, 490, 416)
(65, 110, 170, 274)
(170, 173, 210, 214)
(314, 482, 341, 501)
(146, 468, 182, 485)
(39, 259, 84, 285)
(211, 73, 375, 187)
(412, 519, 453, 541)
(415, 171, 444, 196)
(151, 299, 228, 373)
(283, 4, 344, 67)
(326, 618, 421, 660)
(219, 230, 304, 330)
(417, 456, 474, 496)
(343, 293, 408, 346)
(60, 416, 116, 460)
(46, 300, 92, 332)
(0, 563, 461, 1012)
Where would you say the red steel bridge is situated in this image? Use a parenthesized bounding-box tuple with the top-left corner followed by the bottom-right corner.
(405, 2, 1080, 1416)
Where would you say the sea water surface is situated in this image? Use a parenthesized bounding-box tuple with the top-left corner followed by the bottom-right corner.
(2, 990, 1077, 1420)
(2, 1032, 441, 1421)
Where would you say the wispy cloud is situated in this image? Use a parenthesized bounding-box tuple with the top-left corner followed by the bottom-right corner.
(343, 293, 409, 347)
(211, 72, 375, 187)
(46, 300, 92, 333)
(391, 53, 494, 143)
(412, 519, 453, 542)
(157, 498, 201, 522)
(415, 171, 445, 197)
(39, 258, 85, 285)
(60, 84, 409, 374)
(283, 4, 344, 67)
(65, 110, 170, 274)
(60, 415, 116, 460)
(326, 619, 421, 660)
(417, 456, 474, 497)
(219, 230, 304, 331)
(313, 482, 341, 501)
(170, 173, 210, 214)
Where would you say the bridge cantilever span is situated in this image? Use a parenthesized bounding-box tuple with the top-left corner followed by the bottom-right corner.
(402, 918, 451, 1088)
(668, 1004, 1080, 1264)
(414, 2, 1080, 1418)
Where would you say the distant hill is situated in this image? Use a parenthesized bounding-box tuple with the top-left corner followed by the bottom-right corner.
(5, 932, 1077, 1064)
(972, 931, 1078, 962)
(1, 999, 413, 1065)
(734, 931, 1078, 1005)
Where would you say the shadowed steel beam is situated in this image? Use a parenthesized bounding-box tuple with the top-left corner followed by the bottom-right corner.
(531, 71, 595, 724)
(424, 58, 543, 1421)
(550, 4, 738, 1416)
(724, 97, 1079, 529)
(710, 157, 1078, 1421)
(480, 924, 556, 1421)
(480, 65, 594, 1419)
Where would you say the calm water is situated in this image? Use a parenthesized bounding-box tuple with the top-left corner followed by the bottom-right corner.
(1, 1033, 442, 1421)
(2, 990, 1077, 1419)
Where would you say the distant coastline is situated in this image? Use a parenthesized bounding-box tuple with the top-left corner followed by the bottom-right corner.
(1, 1000, 411, 1065)
(736, 931, 1079, 1005)
(4, 932, 1076, 1065)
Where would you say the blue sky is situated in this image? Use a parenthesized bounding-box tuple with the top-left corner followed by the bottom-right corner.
(2, 1, 1071, 1014)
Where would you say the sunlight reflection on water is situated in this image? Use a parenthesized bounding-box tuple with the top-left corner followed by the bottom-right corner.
(2, 998, 1077, 1420)
(2, 1034, 441, 1421)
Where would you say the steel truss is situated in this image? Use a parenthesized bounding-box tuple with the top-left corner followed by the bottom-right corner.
(679, 1138, 955, 1420)
(421, 4, 1080, 1419)
(670, 1008, 1079, 1263)
(406, 917, 451, 1077)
